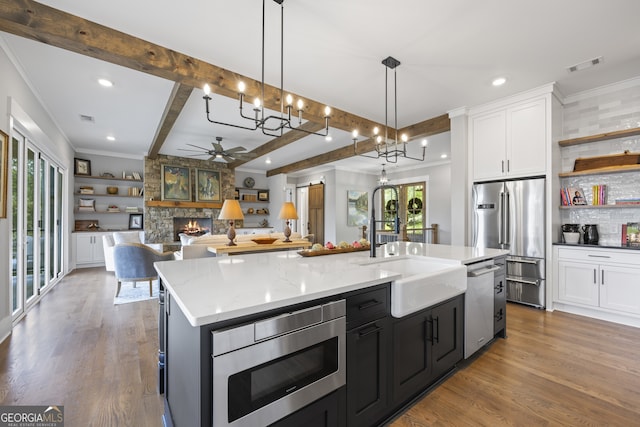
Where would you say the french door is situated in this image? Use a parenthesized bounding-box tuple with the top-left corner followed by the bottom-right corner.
(11, 129, 65, 320)
(381, 182, 427, 241)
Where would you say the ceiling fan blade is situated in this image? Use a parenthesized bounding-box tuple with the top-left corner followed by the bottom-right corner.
(222, 155, 235, 163)
(212, 142, 224, 152)
(178, 148, 206, 152)
(225, 146, 247, 153)
(208, 156, 218, 161)
(186, 143, 211, 151)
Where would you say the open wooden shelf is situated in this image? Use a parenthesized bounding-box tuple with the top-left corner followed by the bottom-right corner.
(559, 204, 640, 210)
(146, 200, 223, 209)
(558, 127, 640, 147)
(558, 164, 640, 178)
(74, 174, 142, 182)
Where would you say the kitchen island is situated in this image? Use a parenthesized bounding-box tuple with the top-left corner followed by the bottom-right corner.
(155, 242, 507, 427)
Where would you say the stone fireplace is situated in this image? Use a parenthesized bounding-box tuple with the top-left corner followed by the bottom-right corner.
(173, 217, 212, 241)
(143, 154, 235, 244)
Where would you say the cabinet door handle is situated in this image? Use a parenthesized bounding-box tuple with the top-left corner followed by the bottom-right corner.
(358, 299, 381, 311)
(601, 270, 604, 285)
(433, 317, 439, 344)
(426, 318, 433, 343)
(588, 254, 610, 259)
(501, 160, 505, 173)
(507, 159, 510, 172)
(357, 323, 382, 339)
(593, 269, 597, 284)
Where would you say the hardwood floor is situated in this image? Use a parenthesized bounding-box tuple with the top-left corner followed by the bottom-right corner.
(0, 268, 163, 426)
(1, 268, 639, 426)
(391, 302, 640, 426)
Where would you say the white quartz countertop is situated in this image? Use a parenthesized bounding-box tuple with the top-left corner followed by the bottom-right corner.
(154, 242, 508, 327)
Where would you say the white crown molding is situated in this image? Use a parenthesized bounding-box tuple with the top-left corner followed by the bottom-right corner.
(448, 106, 469, 118)
(74, 147, 144, 160)
(468, 82, 557, 115)
(563, 76, 640, 104)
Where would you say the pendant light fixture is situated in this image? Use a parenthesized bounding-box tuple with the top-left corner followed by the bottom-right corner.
(379, 164, 388, 184)
(202, 0, 331, 138)
(353, 56, 426, 163)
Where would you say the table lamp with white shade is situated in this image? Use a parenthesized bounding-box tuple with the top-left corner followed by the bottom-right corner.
(218, 199, 244, 246)
(278, 202, 299, 242)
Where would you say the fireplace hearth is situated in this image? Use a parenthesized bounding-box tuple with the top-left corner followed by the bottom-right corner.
(173, 217, 212, 242)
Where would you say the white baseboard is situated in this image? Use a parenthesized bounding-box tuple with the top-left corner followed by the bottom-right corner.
(0, 315, 12, 344)
(553, 302, 640, 328)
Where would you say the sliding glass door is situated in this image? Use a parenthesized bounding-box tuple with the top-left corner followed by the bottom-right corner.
(11, 129, 65, 320)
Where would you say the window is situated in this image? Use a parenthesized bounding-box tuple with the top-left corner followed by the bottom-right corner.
(380, 182, 427, 240)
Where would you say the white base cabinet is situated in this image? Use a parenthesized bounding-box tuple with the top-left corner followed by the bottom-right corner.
(556, 246, 640, 317)
(74, 232, 107, 267)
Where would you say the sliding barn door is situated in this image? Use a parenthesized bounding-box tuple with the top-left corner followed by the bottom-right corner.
(308, 183, 324, 245)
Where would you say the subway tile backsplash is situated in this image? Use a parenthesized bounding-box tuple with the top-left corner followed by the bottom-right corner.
(560, 79, 640, 246)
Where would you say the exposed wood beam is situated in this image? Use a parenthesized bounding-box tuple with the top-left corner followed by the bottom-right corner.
(0, 0, 379, 134)
(148, 83, 192, 159)
(228, 121, 325, 169)
(267, 114, 451, 177)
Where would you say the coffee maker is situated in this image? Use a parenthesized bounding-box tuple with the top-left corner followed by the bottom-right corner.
(582, 224, 599, 245)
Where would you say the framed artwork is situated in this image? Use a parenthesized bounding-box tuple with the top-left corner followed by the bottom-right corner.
(195, 168, 221, 202)
(257, 190, 269, 201)
(234, 189, 240, 200)
(161, 165, 191, 201)
(74, 158, 91, 176)
(347, 190, 368, 226)
(129, 213, 143, 230)
(0, 130, 8, 218)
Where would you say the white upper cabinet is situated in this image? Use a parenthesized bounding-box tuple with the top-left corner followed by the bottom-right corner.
(472, 97, 547, 181)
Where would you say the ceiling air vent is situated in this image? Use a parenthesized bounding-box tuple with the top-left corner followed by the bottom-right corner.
(567, 56, 603, 73)
(79, 114, 95, 123)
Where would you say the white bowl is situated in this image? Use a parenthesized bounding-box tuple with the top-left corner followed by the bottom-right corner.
(563, 232, 580, 244)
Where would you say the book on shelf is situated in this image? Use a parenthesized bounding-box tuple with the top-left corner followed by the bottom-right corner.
(132, 171, 141, 180)
(79, 186, 94, 194)
(77, 206, 95, 212)
(125, 206, 139, 213)
(615, 198, 640, 205)
(591, 184, 607, 205)
(561, 187, 586, 206)
(627, 222, 640, 247)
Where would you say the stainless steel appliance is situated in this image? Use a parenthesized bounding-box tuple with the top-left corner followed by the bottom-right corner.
(472, 177, 546, 308)
(465, 259, 502, 358)
(212, 300, 346, 427)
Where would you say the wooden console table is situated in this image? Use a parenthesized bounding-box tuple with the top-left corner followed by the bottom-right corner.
(208, 240, 312, 256)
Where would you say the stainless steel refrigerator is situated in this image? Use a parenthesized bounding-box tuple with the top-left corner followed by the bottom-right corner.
(472, 177, 546, 308)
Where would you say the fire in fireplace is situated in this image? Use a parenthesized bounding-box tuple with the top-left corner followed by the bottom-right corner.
(173, 217, 212, 241)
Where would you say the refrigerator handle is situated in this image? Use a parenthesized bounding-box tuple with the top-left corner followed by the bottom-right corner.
(504, 190, 510, 245)
(499, 191, 505, 245)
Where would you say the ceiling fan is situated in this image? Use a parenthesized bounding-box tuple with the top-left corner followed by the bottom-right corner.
(178, 137, 257, 163)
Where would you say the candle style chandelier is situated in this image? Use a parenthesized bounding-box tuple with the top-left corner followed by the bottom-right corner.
(353, 56, 426, 163)
(202, 0, 331, 138)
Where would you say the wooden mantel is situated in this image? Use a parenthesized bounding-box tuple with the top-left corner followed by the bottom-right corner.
(146, 200, 223, 209)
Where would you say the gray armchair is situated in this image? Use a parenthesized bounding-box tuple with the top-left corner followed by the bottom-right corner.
(113, 243, 174, 297)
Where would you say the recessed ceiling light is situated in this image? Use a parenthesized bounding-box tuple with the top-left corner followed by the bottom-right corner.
(440, 154, 448, 159)
(492, 77, 507, 87)
(421, 139, 428, 147)
(106, 136, 115, 141)
(98, 78, 113, 87)
(325, 135, 333, 142)
(265, 157, 272, 164)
